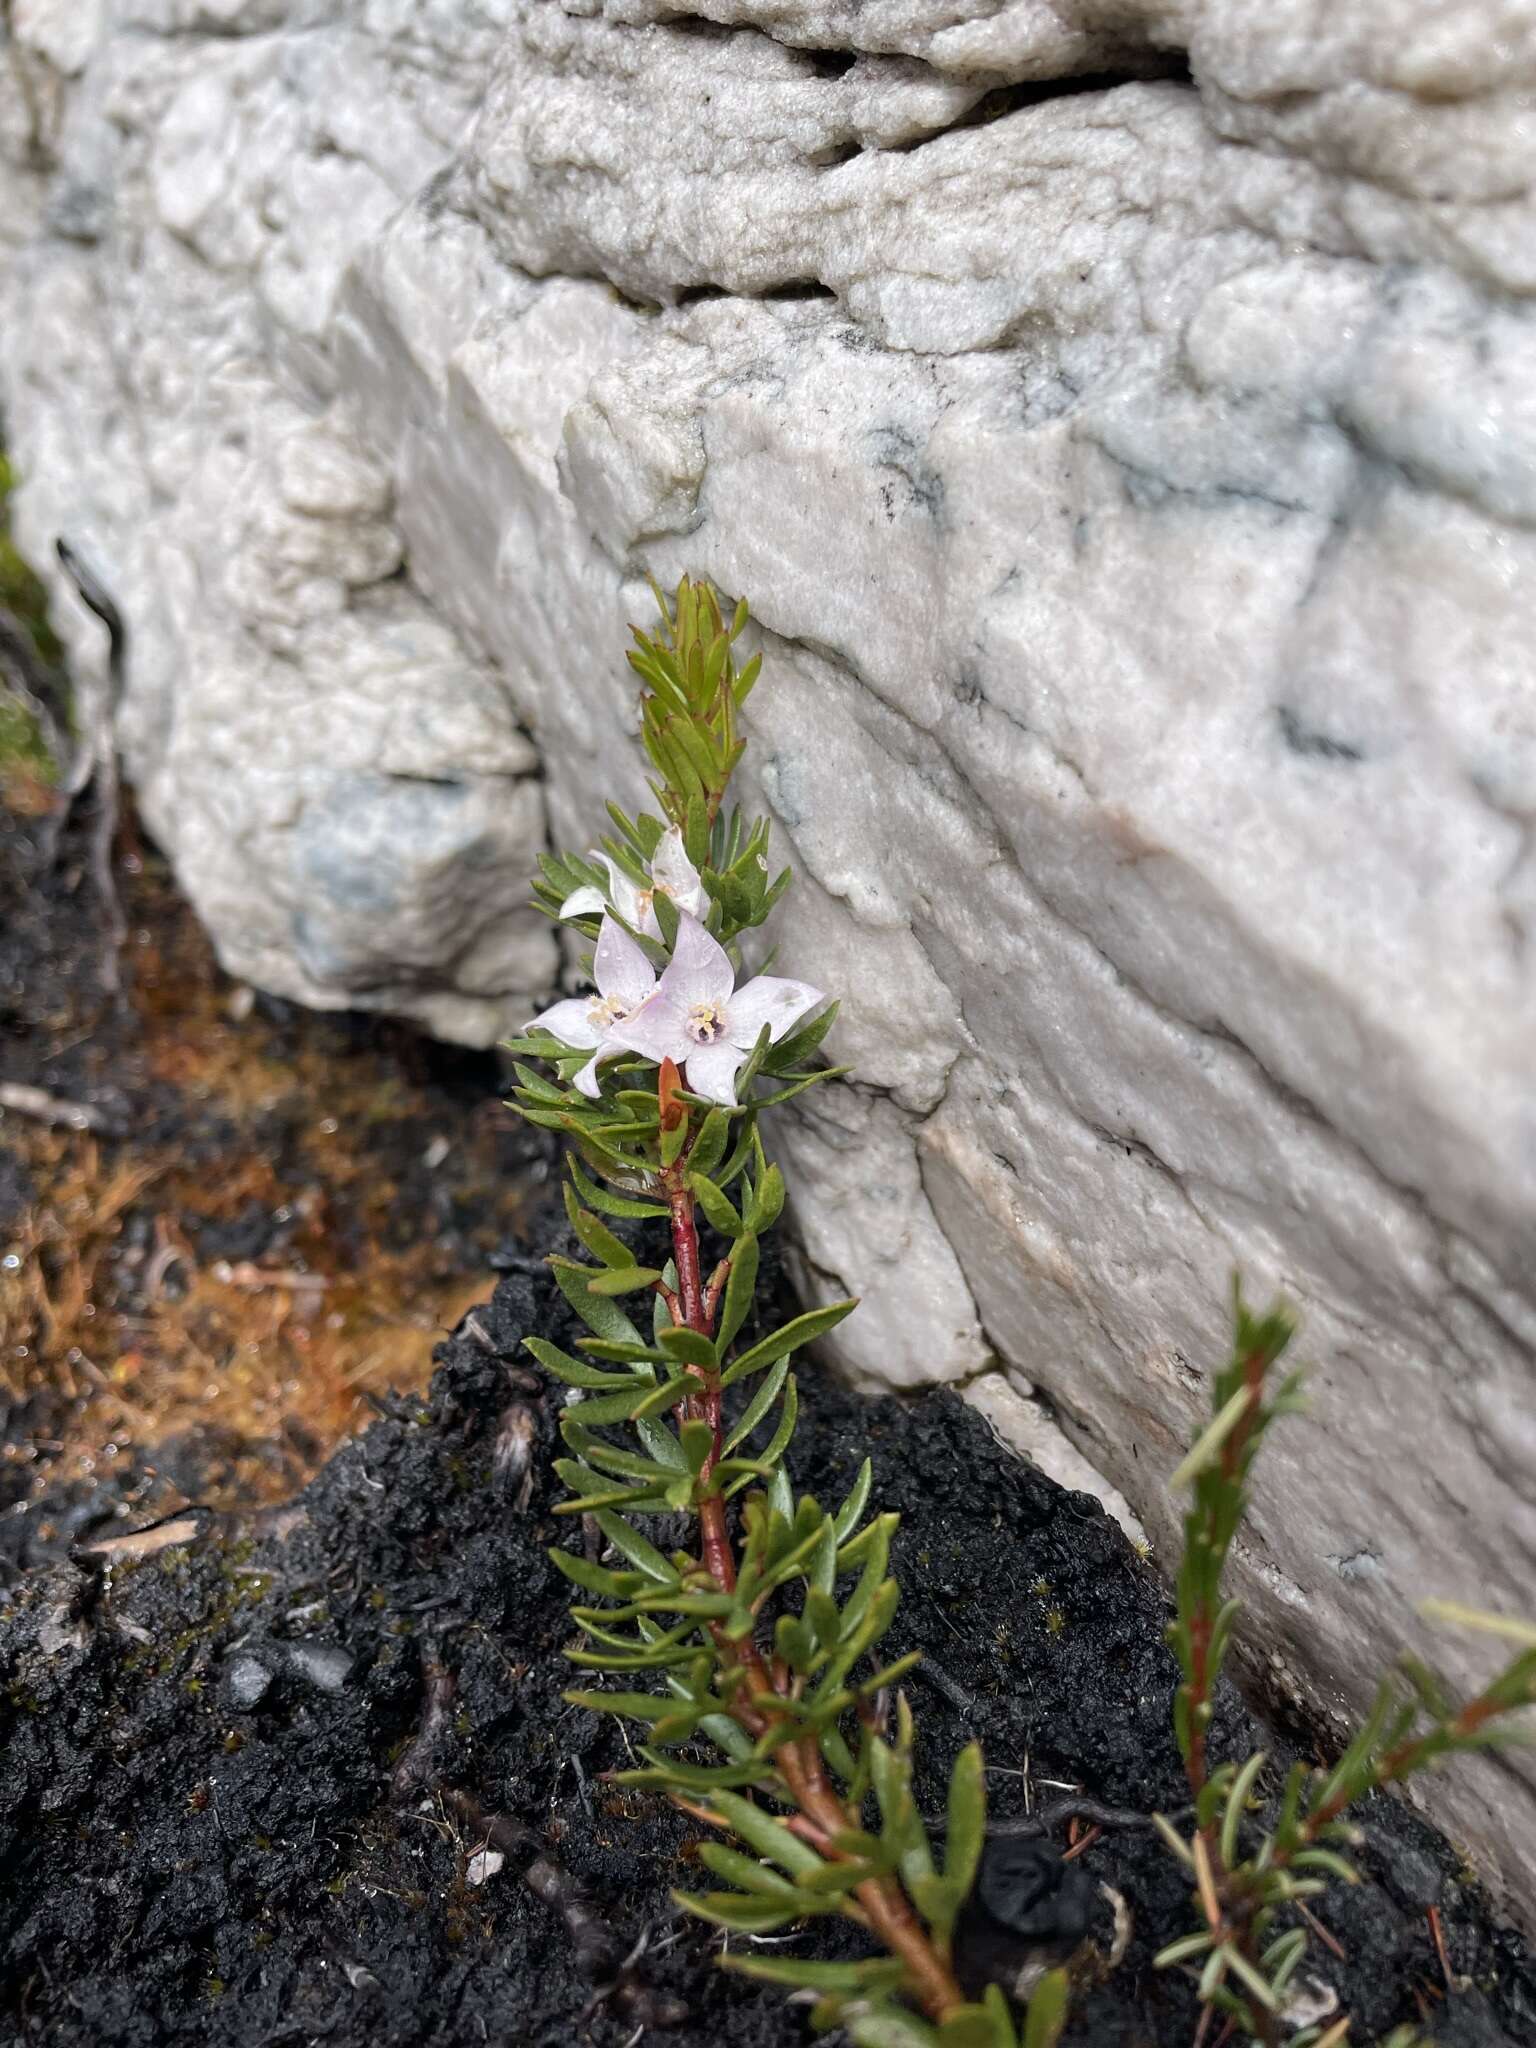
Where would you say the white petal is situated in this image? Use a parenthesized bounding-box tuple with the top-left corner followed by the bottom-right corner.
(656, 910, 734, 1008)
(558, 884, 606, 921)
(651, 825, 706, 919)
(725, 975, 824, 1049)
(528, 997, 602, 1049)
(600, 856, 647, 930)
(684, 1040, 748, 1107)
(572, 1049, 607, 1099)
(613, 991, 693, 1066)
(593, 917, 656, 1011)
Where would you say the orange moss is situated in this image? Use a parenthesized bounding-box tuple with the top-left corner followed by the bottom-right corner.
(2, 805, 533, 1515)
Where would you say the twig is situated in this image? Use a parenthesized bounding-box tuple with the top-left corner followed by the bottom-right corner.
(1426, 1904, 1458, 1993)
(0, 1081, 120, 1135)
(445, 1792, 687, 2029)
(983, 1797, 1194, 1841)
(392, 1642, 455, 1801)
(1296, 1898, 1347, 1964)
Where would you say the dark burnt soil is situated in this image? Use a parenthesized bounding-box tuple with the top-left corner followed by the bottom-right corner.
(4, 1242, 1533, 2048)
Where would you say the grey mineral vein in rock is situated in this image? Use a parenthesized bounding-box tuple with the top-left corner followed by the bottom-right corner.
(4, 0, 1536, 1915)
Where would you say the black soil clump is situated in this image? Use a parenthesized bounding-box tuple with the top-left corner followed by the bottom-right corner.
(4, 1254, 1534, 2048)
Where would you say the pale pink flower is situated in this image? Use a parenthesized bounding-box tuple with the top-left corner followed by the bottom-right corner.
(614, 911, 823, 1108)
(558, 824, 705, 941)
(527, 917, 657, 1099)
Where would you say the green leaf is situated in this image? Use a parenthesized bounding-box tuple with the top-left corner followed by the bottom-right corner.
(522, 1336, 637, 1391)
(733, 1023, 775, 1100)
(562, 1418, 680, 1482)
(726, 1373, 797, 1492)
(568, 1154, 668, 1219)
(938, 2007, 1005, 2048)
(941, 1744, 986, 1936)
(721, 1956, 908, 1996)
(576, 1377, 691, 1426)
(562, 1181, 637, 1269)
(724, 1356, 791, 1454)
(547, 1548, 647, 1600)
(690, 1173, 745, 1238)
(750, 1067, 852, 1109)
(747, 1163, 786, 1232)
(1170, 1383, 1254, 1490)
(511, 1062, 566, 1105)
(767, 1462, 794, 1523)
(766, 1000, 839, 1071)
(721, 1299, 857, 1386)
(702, 1789, 826, 1879)
(629, 1375, 694, 1421)
(634, 1413, 689, 1470)
(575, 1339, 671, 1368)
(653, 883, 681, 950)
(588, 1265, 664, 1296)
(551, 1457, 666, 1514)
(1022, 1969, 1072, 2048)
(847, 2006, 941, 2048)
(1154, 1931, 1216, 1968)
(1222, 1945, 1279, 2012)
(549, 1256, 645, 1346)
(1221, 1749, 1267, 1868)
(718, 1231, 760, 1349)
(680, 1417, 715, 1477)
(592, 1509, 677, 1584)
(671, 1891, 803, 1935)
(688, 1108, 732, 1180)
(657, 1324, 718, 1371)
(697, 1843, 812, 1905)
(565, 1688, 701, 1726)
(833, 1459, 874, 1542)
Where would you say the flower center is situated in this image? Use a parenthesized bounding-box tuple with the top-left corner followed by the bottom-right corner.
(586, 993, 634, 1033)
(635, 888, 654, 921)
(685, 999, 728, 1045)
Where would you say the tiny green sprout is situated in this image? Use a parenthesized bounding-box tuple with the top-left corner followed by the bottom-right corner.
(1155, 1284, 1536, 2046)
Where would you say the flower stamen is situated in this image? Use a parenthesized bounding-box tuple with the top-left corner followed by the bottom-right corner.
(586, 993, 635, 1033)
(686, 999, 728, 1045)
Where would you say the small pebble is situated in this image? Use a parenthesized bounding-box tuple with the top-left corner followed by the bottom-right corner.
(283, 1642, 355, 1694)
(224, 1654, 273, 1710)
(465, 1850, 505, 1888)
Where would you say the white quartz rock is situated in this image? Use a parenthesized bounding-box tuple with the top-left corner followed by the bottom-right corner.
(3, 0, 1536, 1915)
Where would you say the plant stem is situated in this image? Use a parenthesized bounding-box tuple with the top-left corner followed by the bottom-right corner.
(1186, 1338, 1277, 1806)
(658, 1167, 965, 2022)
(665, 1177, 733, 1591)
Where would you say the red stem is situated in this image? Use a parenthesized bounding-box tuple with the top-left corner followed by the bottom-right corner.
(657, 1155, 964, 2021)
(666, 1179, 734, 1593)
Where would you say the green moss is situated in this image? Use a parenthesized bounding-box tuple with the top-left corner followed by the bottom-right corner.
(0, 453, 64, 669)
(0, 690, 55, 779)
(0, 448, 67, 784)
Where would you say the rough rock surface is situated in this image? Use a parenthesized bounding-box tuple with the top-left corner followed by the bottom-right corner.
(3, 0, 1536, 1908)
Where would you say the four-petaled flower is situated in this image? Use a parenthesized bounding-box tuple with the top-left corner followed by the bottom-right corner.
(615, 911, 823, 1107)
(526, 917, 656, 1099)
(559, 824, 705, 942)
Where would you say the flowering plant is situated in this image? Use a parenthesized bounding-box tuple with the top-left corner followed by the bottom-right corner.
(1154, 1289, 1536, 2045)
(505, 580, 1536, 2048)
(506, 579, 1069, 2046)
